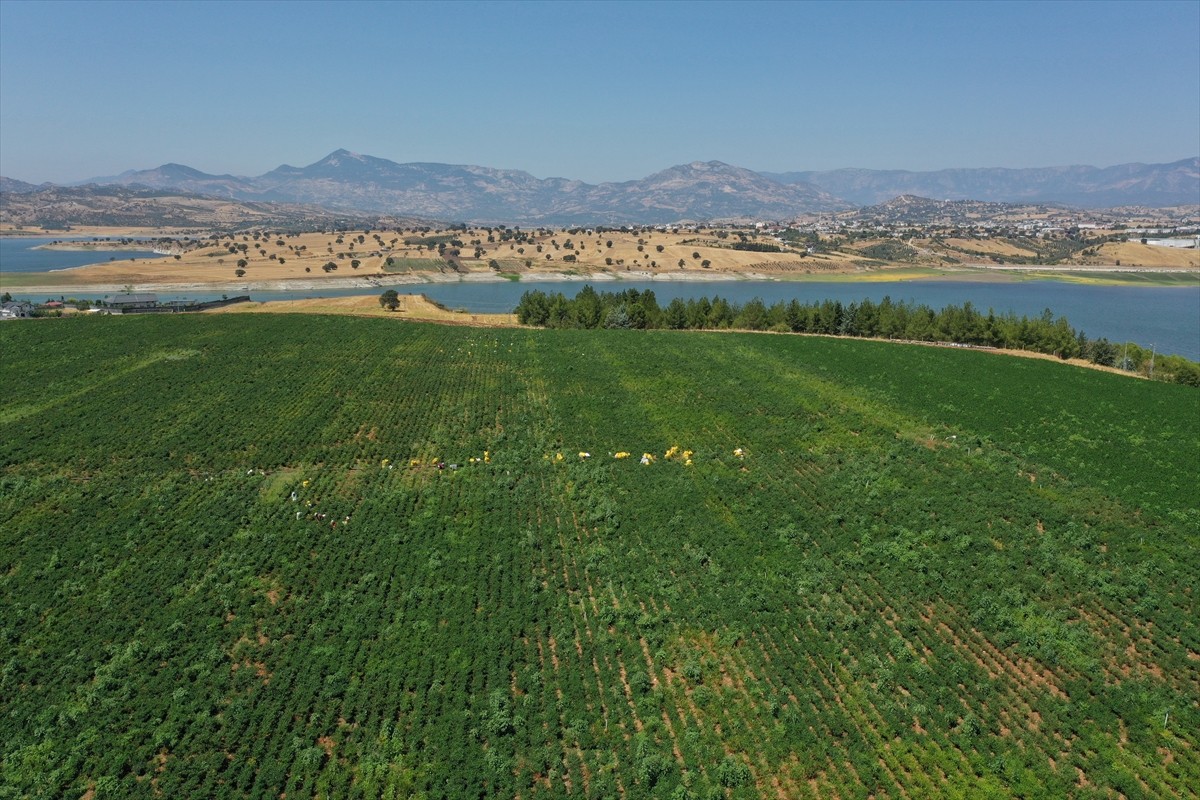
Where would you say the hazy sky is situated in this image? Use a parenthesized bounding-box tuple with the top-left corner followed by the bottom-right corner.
(2, 0, 1197, 184)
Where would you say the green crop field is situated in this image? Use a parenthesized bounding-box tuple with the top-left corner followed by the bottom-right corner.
(2, 315, 1197, 800)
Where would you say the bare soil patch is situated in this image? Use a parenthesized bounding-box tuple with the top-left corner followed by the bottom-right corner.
(210, 294, 516, 326)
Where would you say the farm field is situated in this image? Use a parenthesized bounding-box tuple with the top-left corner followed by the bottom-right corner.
(1, 315, 1198, 800)
(1073, 241, 1200, 269)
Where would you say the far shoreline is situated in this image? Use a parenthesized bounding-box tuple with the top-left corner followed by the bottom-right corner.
(5, 266, 1199, 295)
(4, 223, 1197, 292)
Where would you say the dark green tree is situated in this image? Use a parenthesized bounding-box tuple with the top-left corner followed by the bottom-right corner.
(736, 297, 768, 331)
(573, 284, 603, 328)
(664, 298, 688, 329)
(379, 289, 400, 311)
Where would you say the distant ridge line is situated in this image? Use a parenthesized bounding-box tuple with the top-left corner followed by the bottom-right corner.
(5, 152, 1198, 222)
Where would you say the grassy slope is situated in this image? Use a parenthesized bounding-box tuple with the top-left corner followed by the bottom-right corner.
(1, 315, 1197, 800)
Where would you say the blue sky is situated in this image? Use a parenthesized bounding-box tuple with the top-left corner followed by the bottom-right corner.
(1, 0, 1197, 183)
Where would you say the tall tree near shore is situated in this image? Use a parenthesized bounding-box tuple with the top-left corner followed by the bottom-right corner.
(379, 289, 400, 311)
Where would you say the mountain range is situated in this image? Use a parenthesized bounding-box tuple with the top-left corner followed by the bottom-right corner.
(85, 152, 850, 224)
(765, 158, 1200, 207)
(0, 183, 401, 230)
(4, 152, 1197, 225)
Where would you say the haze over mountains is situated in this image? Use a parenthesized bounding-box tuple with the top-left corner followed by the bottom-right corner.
(0, 182, 397, 230)
(83, 152, 850, 224)
(766, 158, 1200, 207)
(5, 151, 1198, 225)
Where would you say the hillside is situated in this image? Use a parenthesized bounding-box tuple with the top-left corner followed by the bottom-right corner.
(0, 183, 409, 231)
(91, 151, 849, 224)
(2, 315, 1196, 799)
(770, 158, 1200, 207)
(838, 195, 1071, 226)
(92, 152, 1200, 219)
(0, 176, 43, 194)
(0, 225, 878, 293)
(8, 153, 1195, 227)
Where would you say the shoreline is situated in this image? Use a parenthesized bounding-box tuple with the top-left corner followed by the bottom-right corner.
(6, 266, 1198, 295)
(0, 227, 209, 239)
(4, 228, 1197, 292)
(31, 242, 163, 252)
(209, 294, 1166, 380)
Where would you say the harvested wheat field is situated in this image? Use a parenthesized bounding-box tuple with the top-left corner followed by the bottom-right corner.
(1073, 240, 1199, 269)
(942, 237, 1041, 258)
(211, 294, 517, 326)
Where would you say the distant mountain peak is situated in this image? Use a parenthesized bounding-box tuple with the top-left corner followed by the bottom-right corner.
(320, 148, 365, 162)
(31, 153, 1197, 223)
(662, 160, 741, 175)
(0, 176, 41, 194)
(157, 163, 216, 178)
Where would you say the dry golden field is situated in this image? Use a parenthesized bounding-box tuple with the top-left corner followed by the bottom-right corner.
(5, 226, 867, 291)
(5, 225, 1196, 295)
(1070, 240, 1199, 268)
(210, 294, 516, 326)
(941, 237, 1041, 258)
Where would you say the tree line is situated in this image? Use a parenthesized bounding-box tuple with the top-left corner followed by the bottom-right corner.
(512, 286, 1200, 385)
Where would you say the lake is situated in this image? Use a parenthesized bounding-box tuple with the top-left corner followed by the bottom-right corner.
(0, 236, 160, 272)
(430, 280, 1200, 359)
(3, 237, 1197, 359)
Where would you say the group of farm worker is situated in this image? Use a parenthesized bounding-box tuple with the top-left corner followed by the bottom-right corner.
(280, 447, 746, 522)
(387, 451, 491, 471)
(546, 445, 706, 467)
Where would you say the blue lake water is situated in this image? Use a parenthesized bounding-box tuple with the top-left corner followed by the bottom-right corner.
(0, 236, 159, 271)
(3, 237, 1197, 359)
(425, 280, 1200, 359)
(442, 280, 1200, 359)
